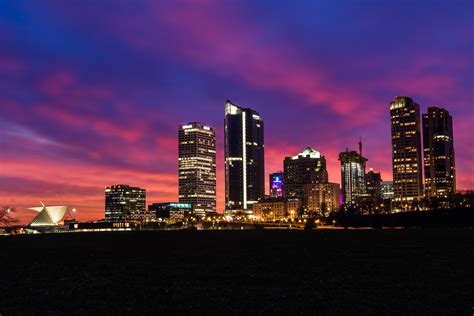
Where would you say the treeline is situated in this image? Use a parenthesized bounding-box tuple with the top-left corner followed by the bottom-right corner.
(334, 207, 474, 228)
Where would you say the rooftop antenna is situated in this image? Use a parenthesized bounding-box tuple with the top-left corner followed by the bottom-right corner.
(358, 136, 363, 156)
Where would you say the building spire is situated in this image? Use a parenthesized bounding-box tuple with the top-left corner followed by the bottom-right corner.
(358, 136, 362, 156)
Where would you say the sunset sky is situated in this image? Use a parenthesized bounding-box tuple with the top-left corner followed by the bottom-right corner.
(1, 0, 473, 223)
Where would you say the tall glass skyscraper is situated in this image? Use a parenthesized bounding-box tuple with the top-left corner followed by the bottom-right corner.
(105, 184, 146, 221)
(390, 96, 423, 205)
(422, 107, 456, 198)
(339, 149, 367, 204)
(178, 122, 216, 216)
(224, 100, 264, 211)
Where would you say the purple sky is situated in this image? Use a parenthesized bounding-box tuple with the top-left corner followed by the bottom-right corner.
(0, 0, 473, 222)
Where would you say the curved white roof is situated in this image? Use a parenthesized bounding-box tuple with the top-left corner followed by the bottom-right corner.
(28, 205, 68, 226)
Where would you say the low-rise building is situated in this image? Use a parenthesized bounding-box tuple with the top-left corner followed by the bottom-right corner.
(149, 202, 193, 219)
(305, 182, 340, 216)
(253, 197, 301, 221)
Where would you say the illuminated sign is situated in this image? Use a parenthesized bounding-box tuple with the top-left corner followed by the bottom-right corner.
(169, 203, 192, 209)
(270, 173, 283, 197)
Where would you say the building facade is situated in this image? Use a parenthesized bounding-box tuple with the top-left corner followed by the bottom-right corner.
(365, 168, 382, 199)
(149, 202, 193, 219)
(339, 150, 367, 204)
(269, 171, 284, 197)
(178, 122, 216, 217)
(224, 100, 265, 211)
(390, 96, 424, 205)
(105, 184, 146, 221)
(380, 181, 394, 200)
(252, 197, 301, 221)
(305, 182, 340, 216)
(422, 107, 456, 198)
(283, 147, 328, 200)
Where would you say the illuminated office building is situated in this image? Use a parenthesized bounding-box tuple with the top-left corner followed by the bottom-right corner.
(390, 96, 423, 204)
(339, 149, 367, 204)
(305, 182, 340, 216)
(269, 171, 284, 197)
(422, 107, 456, 198)
(283, 146, 328, 200)
(105, 184, 146, 221)
(178, 122, 216, 217)
(381, 181, 394, 200)
(224, 100, 264, 211)
(253, 197, 301, 221)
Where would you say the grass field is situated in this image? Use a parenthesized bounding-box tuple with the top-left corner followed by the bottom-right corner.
(0, 229, 473, 314)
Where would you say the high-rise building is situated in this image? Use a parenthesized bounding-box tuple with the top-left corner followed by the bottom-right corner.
(365, 168, 382, 199)
(178, 122, 216, 217)
(422, 107, 456, 198)
(390, 96, 424, 205)
(269, 171, 284, 197)
(380, 181, 394, 200)
(224, 100, 264, 211)
(283, 146, 328, 200)
(105, 184, 146, 221)
(305, 182, 340, 216)
(339, 149, 367, 204)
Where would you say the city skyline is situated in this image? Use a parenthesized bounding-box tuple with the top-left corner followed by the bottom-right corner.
(0, 1, 473, 223)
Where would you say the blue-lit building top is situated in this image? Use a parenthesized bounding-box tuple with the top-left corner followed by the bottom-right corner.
(269, 171, 284, 197)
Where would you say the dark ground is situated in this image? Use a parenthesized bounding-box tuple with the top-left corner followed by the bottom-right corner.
(0, 229, 473, 315)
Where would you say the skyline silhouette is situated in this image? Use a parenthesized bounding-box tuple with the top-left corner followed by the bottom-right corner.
(1, 1, 473, 222)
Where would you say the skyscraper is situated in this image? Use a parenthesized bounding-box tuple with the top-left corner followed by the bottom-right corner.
(390, 96, 424, 206)
(178, 122, 216, 216)
(283, 146, 328, 199)
(269, 171, 284, 197)
(105, 184, 146, 221)
(422, 107, 456, 198)
(339, 149, 367, 204)
(366, 168, 382, 199)
(224, 100, 264, 211)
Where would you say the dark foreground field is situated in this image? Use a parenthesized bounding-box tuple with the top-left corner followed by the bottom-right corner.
(1, 229, 473, 315)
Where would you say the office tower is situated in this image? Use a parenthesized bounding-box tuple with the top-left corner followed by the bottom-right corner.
(178, 122, 216, 217)
(422, 107, 456, 198)
(269, 171, 284, 197)
(224, 100, 264, 211)
(305, 182, 340, 216)
(339, 149, 367, 204)
(105, 184, 146, 221)
(366, 168, 382, 199)
(390, 96, 424, 205)
(283, 146, 328, 200)
(380, 181, 394, 200)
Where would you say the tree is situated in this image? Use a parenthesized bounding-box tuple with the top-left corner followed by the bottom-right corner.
(1, 206, 19, 226)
